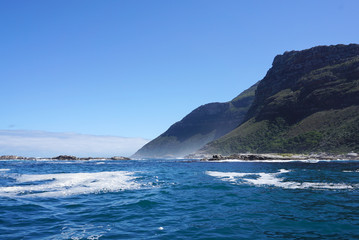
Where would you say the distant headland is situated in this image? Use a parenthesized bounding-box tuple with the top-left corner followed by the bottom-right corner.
(134, 44, 359, 159)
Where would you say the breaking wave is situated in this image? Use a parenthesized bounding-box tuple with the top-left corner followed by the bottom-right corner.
(206, 169, 357, 190)
(0, 171, 141, 198)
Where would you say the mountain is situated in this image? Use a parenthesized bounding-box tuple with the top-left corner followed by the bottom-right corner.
(200, 44, 359, 155)
(132, 83, 258, 158)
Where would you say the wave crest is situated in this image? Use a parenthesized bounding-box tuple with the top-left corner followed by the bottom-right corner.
(206, 170, 356, 190)
(0, 171, 141, 198)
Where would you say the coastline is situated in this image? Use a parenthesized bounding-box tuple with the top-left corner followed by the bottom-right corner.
(0, 155, 131, 161)
(2, 153, 359, 162)
(198, 153, 359, 161)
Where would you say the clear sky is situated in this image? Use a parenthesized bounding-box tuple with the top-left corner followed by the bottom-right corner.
(1, 0, 358, 156)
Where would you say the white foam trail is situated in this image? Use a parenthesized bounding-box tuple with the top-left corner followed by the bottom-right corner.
(204, 171, 251, 182)
(206, 169, 356, 190)
(0, 169, 10, 172)
(0, 171, 140, 198)
(343, 170, 359, 173)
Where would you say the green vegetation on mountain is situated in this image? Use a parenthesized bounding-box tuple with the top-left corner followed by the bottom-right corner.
(132, 83, 258, 158)
(133, 44, 359, 158)
(200, 44, 359, 155)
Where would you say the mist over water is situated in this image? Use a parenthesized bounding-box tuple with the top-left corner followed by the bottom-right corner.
(0, 159, 358, 239)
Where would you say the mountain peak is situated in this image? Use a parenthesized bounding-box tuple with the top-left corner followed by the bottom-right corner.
(201, 43, 359, 155)
(247, 43, 359, 121)
(273, 44, 359, 67)
(133, 44, 359, 157)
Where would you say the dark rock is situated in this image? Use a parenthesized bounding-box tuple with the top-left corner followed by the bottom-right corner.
(0, 155, 27, 160)
(111, 156, 131, 160)
(208, 154, 223, 160)
(52, 155, 78, 160)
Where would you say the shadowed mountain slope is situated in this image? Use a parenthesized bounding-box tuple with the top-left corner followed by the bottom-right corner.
(132, 83, 258, 158)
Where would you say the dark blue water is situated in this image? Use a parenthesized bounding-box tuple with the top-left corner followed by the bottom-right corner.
(0, 159, 358, 239)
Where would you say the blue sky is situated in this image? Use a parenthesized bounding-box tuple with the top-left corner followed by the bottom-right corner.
(1, 0, 358, 156)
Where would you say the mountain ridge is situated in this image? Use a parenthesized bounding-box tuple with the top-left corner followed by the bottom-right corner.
(132, 83, 258, 158)
(200, 44, 359, 155)
(133, 44, 359, 158)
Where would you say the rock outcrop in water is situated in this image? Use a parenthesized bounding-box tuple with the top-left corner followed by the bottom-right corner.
(53, 155, 78, 160)
(132, 83, 258, 158)
(200, 44, 359, 155)
(0, 155, 131, 160)
(0, 155, 27, 160)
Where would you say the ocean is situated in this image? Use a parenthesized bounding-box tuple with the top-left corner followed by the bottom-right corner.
(0, 159, 358, 239)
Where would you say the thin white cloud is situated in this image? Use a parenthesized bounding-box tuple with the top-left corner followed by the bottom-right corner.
(0, 130, 149, 158)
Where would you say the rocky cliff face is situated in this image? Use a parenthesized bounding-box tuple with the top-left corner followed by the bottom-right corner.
(247, 44, 359, 123)
(200, 44, 359, 154)
(132, 83, 258, 158)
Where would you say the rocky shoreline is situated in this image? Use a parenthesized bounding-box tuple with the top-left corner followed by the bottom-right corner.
(0, 155, 131, 161)
(199, 152, 359, 161)
(2, 153, 359, 161)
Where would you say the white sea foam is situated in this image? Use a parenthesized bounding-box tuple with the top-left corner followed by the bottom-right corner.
(0, 171, 141, 198)
(60, 224, 111, 240)
(206, 169, 356, 190)
(343, 169, 359, 173)
(0, 169, 10, 172)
